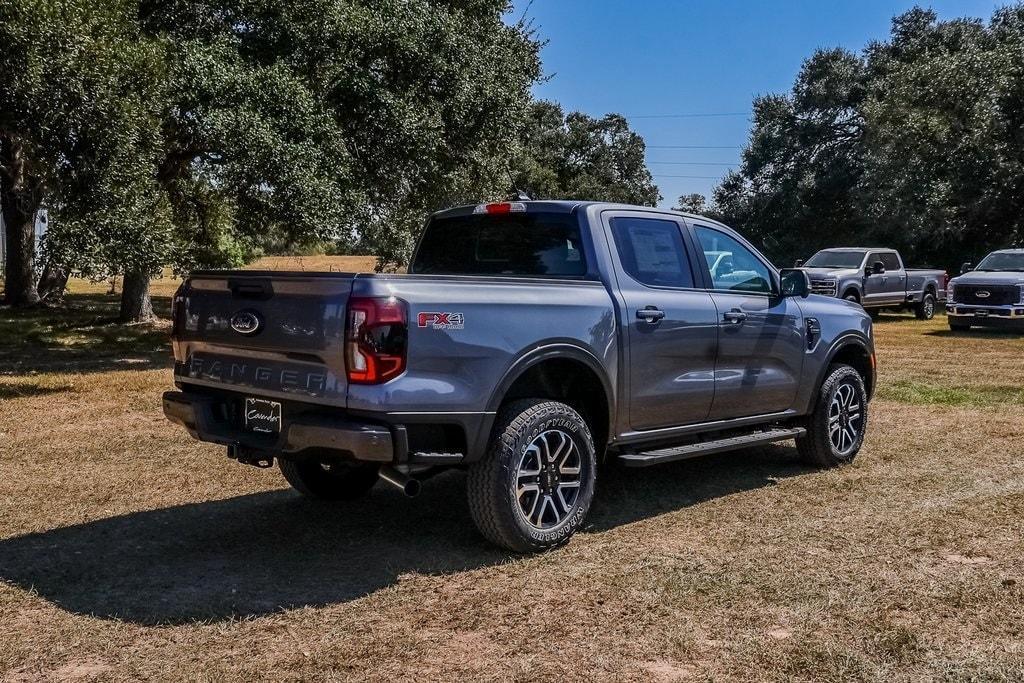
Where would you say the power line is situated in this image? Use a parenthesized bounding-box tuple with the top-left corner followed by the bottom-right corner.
(652, 174, 724, 179)
(648, 145, 743, 149)
(648, 161, 738, 166)
(629, 112, 750, 119)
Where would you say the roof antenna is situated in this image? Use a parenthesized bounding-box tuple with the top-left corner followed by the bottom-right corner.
(506, 167, 532, 201)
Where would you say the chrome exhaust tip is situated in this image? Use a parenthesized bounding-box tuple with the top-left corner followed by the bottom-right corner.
(378, 466, 422, 497)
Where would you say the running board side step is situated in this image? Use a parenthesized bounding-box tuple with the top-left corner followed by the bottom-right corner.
(617, 427, 806, 467)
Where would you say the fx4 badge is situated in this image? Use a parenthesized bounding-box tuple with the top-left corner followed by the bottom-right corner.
(417, 311, 465, 330)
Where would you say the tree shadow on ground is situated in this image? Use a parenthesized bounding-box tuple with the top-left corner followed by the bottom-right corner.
(0, 294, 172, 375)
(0, 445, 805, 625)
(0, 383, 76, 400)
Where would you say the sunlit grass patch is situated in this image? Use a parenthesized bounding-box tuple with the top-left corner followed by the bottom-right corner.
(877, 380, 1024, 407)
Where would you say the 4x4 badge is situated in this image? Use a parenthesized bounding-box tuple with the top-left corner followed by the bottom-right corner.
(417, 311, 465, 330)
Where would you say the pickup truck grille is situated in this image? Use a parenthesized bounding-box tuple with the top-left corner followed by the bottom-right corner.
(952, 284, 1020, 306)
(810, 279, 837, 296)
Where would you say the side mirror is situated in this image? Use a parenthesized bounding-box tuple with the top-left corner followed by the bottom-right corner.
(867, 261, 885, 276)
(779, 268, 810, 298)
(960, 262, 973, 274)
(793, 259, 804, 268)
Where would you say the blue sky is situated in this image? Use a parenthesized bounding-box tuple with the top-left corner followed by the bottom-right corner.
(511, 0, 1002, 208)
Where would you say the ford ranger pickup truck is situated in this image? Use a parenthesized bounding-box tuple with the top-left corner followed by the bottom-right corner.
(163, 201, 876, 552)
(946, 249, 1024, 331)
(796, 248, 947, 319)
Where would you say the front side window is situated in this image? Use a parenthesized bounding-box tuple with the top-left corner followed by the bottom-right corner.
(609, 217, 694, 288)
(879, 252, 901, 271)
(694, 226, 773, 294)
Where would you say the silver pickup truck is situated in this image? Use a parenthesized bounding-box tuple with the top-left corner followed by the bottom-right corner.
(796, 248, 947, 319)
(163, 201, 876, 552)
(947, 249, 1024, 331)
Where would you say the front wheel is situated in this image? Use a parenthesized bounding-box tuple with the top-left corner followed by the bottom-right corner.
(467, 399, 597, 553)
(279, 458, 380, 501)
(797, 364, 868, 468)
(915, 292, 936, 320)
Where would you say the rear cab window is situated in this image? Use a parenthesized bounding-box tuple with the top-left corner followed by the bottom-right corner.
(411, 212, 587, 278)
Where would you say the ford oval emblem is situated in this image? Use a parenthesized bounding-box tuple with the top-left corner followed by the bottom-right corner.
(975, 290, 990, 298)
(230, 310, 262, 335)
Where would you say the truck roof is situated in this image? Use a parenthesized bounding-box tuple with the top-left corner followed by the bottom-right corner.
(431, 200, 725, 225)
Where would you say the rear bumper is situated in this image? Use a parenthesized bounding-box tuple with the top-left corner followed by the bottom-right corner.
(162, 391, 395, 462)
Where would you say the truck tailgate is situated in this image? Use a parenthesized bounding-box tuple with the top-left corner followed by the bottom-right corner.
(172, 272, 354, 407)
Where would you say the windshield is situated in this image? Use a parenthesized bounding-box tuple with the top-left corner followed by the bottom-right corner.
(410, 212, 587, 277)
(804, 250, 866, 269)
(975, 252, 1024, 272)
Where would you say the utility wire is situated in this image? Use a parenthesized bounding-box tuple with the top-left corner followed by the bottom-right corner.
(628, 112, 750, 119)
(648, 161, 738, 166)
(652, 174, 725, 179)
(648, 145, 743, 149)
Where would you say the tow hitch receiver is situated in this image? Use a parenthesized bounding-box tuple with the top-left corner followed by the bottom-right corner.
(228, 444, 274, 468)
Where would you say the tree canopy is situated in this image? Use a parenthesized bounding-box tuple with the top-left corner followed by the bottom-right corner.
(711, 6, 1024, 270)
(513, 100, 660, 207)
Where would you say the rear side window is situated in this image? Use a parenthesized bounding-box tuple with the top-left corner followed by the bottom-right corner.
(411, 212, 586, 277)
(610, 217, 694, 288)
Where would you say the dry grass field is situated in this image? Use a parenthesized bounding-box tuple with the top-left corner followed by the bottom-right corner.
(1, 269, 1022, 681)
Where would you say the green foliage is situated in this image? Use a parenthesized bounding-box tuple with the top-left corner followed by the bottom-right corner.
(513, 100, 661, 207)
(712, 6, 1024, 270)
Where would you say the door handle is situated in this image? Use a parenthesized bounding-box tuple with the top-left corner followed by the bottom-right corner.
(636, 306, 665, 323)
(723, 309, 747, 324)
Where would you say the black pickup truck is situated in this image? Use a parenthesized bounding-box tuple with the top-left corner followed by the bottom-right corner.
(164, 201, 876, 552)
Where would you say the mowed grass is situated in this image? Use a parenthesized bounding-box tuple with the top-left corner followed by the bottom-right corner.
(1, 290, 1023, 680)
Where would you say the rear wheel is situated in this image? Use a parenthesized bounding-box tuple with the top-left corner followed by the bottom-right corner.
(797, 364, 868, 468)
(279, 458, 380, 501)
(915, 292, 936, 320)
(467, 399, 597, 553)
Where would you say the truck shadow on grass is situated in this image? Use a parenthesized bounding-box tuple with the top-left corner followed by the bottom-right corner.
(0, 294, 172, 375)
(0, 446, 805, 625)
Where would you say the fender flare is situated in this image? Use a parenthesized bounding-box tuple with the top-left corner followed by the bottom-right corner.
(485, 342, 616, 419)
(840, 285, 863, 302)
(815, 333, 875, 399)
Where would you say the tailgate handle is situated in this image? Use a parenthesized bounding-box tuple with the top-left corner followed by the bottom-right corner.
(228, 279, 274, 300)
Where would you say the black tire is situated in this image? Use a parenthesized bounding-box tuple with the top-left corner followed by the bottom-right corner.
(279, 457, 380, 501)
(843, 292, 860, 305)
(467, 399, 597, 553)
(949, 320, 972, 331)
(915, 292, 936, 320)
(797, 364, 868, 468)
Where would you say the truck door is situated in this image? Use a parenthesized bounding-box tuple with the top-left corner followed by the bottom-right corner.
(602, 212, 718, 430)
(690, 224, 805, 420)
(880, 252, 906, 304)
(863, 251, 891, 305)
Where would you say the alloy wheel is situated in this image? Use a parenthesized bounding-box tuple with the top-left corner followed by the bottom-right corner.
(515, 429, 583, 529)
(828, 381, 863, 457)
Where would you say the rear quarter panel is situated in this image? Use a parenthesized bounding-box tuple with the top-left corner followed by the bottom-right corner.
(346, 275, 618, 414)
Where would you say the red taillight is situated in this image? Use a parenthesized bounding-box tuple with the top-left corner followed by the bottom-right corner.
(473, 202, 526, 215)
(346, 296, 408, 384)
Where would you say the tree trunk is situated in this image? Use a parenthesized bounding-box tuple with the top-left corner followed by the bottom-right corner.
(119, 269, 155, 323)
(0, 137, 41, 306)
(37, 263, 70, 302)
